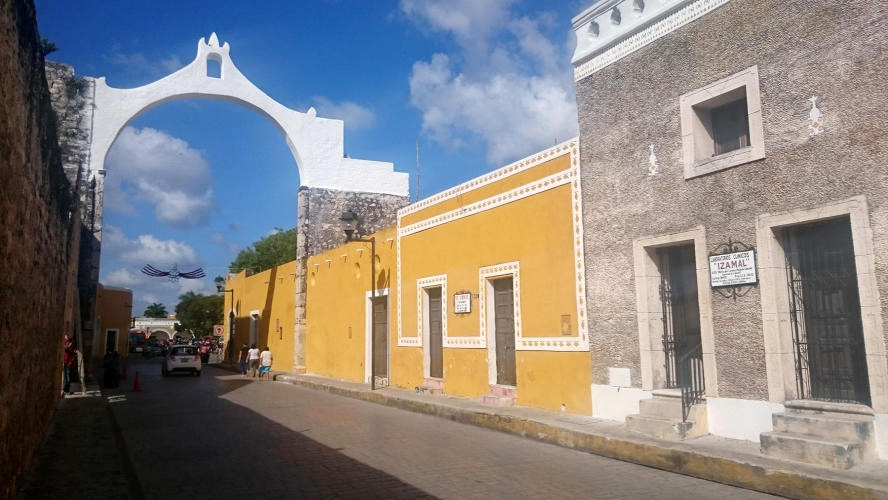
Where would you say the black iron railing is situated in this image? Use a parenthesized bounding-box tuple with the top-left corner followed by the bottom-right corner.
(678, 343, 705, 422)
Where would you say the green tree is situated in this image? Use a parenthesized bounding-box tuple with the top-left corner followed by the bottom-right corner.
(174, 292, 223, 337)
(40, 37, 58, 57)
(229, 227, 297, 274)
(143, 302, 167, 318)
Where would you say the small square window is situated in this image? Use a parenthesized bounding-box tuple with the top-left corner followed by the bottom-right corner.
(680, 66, 764, 178)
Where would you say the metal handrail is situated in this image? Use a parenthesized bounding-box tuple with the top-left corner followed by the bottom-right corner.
(677, 342, 705, 422)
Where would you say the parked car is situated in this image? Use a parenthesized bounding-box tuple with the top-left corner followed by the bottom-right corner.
(162, 345, 202, 377)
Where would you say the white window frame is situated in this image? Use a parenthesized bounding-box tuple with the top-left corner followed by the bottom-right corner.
(680, 65, 765, 179)
(416, 275, 447, 379)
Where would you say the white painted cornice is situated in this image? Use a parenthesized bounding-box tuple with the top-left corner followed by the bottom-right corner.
(572, 0, 733, 82)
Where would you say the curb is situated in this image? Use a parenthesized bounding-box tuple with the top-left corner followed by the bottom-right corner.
(273, 374, 888, 500)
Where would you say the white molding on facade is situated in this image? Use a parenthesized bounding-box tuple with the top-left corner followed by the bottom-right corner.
(364, 288, 390, 383)
(399, 168, 577, 238)
(572, 0, 733, 82)
(412, 275, 447, 365)
(398, 139, 578, 218)
(88, 33, 407, 196)
(396, 142, 586, 351)
(482, 262, 521, 385)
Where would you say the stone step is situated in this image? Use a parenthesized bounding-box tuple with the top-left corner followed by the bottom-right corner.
(772, 411, 874, 442)
(638, 397, 683, 420)
(422, 377, 444, 390)
(625, 414, 695, 441)
(415, 385, 444, 396)
(489, 384, 516, 398)
(760, 431, 870, 469)
(481, 394, 515, 407)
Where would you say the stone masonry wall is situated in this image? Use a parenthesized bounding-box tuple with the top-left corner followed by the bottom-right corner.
(292, 186, 409, 370)
(0, 0, 76, 497)
(576, 0, 888, 400)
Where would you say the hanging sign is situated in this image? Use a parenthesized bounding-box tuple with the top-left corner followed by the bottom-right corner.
(709, 250, 757, 288)
(453, 293, 472, 314)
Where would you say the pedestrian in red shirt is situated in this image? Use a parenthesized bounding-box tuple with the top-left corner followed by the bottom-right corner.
(63, 335, 77, 395)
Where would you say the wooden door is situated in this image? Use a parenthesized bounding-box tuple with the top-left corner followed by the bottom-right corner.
(493, 278, 516, 386)
(372, 296, 388, 378)
(428, 287, 443, 378)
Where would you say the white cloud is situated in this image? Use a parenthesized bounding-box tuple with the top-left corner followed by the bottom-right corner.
(103, 225, 198, 266)
(105, 46, 183, 78)
(312, 96, 376, 131)
(105, 127, 216, 228)
(402, 0, 578, 165)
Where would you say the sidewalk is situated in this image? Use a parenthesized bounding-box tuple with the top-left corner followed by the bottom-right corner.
(256, 367, 888, 500)
(17, 379, 140, 500)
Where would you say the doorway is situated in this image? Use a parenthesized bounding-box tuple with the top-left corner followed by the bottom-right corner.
(427, 287, 444, 379)
(371, 295, 389, 384)
(782, 216, 871, 406)
(105, 329, 118, 354)
(493, 277, 516, 386)
(657, 244, 703, 391)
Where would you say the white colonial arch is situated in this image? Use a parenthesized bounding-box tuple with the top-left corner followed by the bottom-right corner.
(88, 33, 408, 196)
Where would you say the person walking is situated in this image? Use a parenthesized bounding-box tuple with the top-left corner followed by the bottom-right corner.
(258, 346, 273, 380)
(237, 343, 249, 376)
(62, 335, 77, 395)
(247, 343, 260, 378)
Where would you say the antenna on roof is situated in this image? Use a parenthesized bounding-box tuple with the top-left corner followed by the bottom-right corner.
(415, 139, 421, 202)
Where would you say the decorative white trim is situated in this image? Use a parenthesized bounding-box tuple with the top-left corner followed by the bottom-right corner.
(396, 142, 587, 351)
(415, 275, 447, 355)
(400, 169, 577, 237)
(573, 0, 733, 82)
(398, 139, 578, 218)
(482, 262, 520, 384)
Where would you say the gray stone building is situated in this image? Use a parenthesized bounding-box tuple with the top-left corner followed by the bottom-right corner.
(572, 0, 888, 467)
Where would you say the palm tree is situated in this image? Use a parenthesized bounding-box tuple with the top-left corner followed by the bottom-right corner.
(144, 302, 167, 318)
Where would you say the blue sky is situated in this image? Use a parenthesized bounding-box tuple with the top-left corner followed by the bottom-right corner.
(35, 0, 588, 315)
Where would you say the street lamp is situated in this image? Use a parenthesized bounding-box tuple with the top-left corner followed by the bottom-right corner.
(340, 210, 378, 390)
(214, 275, 236, 362)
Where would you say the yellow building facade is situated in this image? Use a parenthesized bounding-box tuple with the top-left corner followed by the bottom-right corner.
(224, 139, 592, 415)
(95, 284, 133, 358)
(224, 260, 296, 372)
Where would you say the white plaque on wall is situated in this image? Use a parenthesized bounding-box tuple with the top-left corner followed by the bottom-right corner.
(453, 293, 471, 314)
(709, 250, 757, 287)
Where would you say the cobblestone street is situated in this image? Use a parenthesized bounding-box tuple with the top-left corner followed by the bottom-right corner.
(106, 359, 780, 499)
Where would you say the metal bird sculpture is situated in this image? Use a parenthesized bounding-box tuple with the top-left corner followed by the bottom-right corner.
(141, 264, 206, 282)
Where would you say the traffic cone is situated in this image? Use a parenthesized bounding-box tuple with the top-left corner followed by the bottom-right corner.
(132, 371, 142, 392)
(121, 363, 127, 380)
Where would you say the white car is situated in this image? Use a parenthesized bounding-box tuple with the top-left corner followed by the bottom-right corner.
(162, 345, 202, 377)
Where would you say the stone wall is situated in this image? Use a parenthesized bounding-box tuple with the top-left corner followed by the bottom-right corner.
(0, 0, 76, 497)
(576, 0, 888, 400)
(292, 186, 409, 370)
(44, 62, 97, 362)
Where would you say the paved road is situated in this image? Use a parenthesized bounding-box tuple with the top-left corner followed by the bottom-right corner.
(111, 358, 781, 499)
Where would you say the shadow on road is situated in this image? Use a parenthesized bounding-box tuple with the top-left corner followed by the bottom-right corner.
(111, 359, 434, 499)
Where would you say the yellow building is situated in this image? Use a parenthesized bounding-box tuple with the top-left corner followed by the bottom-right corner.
(224, 260, 296, 372)
(225, 140, 591, 415)
(393, 139, 590, 413)
(95, 284, 133, 358)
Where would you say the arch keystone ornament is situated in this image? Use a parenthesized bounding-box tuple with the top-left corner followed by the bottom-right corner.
(85, 33, 410, 374)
